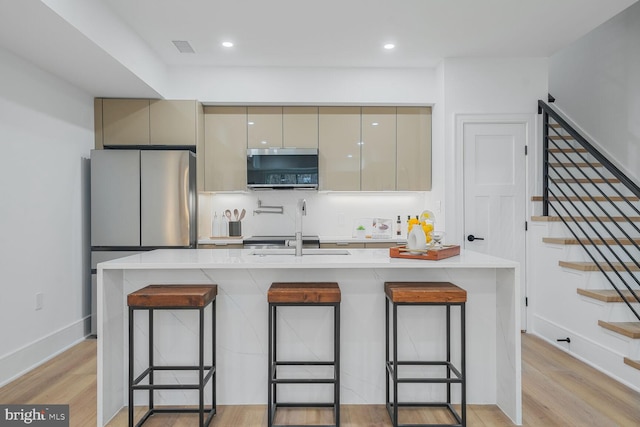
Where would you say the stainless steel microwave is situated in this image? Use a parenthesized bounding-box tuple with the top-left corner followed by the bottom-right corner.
(247, 148, 319, 189)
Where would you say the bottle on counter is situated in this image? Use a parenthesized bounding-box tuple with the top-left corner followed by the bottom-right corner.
(212, 212, 220, 237)
(396, 215, 402, 236)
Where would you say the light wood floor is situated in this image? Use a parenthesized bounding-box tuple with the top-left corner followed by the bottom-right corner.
(1, 333, 640, 426)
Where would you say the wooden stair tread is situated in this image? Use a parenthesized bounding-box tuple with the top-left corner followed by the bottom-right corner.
(549, 177, 621, 184)
(577, 288, 639, 302)
(543, 237, 640, 245)
(531, 195, 639, 202)
(548, 135, 575, 140)
(559, 261, 640, 272)
(598, 321, 640, 339)
(624, 357, 640, 370)
(549, 162, 602, 168)
(531, 215, 640, 223)
(548, 147, 587, 153)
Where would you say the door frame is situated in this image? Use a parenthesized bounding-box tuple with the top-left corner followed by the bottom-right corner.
(454, 114, 536, 331)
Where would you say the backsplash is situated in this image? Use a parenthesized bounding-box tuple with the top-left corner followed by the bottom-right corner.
(198, 191, 440, 239)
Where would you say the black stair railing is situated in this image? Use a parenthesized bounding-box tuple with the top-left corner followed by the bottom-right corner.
(538, 99, 640, 321)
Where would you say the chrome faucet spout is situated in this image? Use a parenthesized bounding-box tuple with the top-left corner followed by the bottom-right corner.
(294, 198, 307, 256)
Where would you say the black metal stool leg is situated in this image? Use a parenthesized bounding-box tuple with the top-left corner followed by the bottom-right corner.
(212, 298, 217, 415)
(129, 307, 134, 427)
(385, 295, 390, 418)
(392, 301, 398, 427)
(148, 309, 154, 412)
(446, 304, 451, 405)
(461, 303, 466, 427)
(199, 306, 205, 426)
(267, 303, 273, 427)
(334, 302, 340, 426)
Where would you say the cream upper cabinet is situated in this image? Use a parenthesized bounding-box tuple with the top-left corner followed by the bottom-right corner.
(397, 107, 432, 191)
(283, 106, 318, 148)
(100, 99, 201, 147)
(203, 107, 248, 191)
(150, 100, 199, 146)
(247, 106, 283, 148)
(102, 99, 150, 146)
(361, 107, 396, 191)
(318, 107, 361, 191)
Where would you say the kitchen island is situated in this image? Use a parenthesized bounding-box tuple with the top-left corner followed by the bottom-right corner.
(97, 248, 521, 426)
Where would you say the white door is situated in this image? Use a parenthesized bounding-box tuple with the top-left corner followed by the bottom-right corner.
(463, 122, 527, 329)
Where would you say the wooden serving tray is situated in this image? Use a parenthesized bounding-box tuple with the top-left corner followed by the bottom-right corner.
(389, 245, 461, 260)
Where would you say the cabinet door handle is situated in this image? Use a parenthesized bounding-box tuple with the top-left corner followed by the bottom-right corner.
(467, 234, 485, 242)
(336, 242, 349, 246)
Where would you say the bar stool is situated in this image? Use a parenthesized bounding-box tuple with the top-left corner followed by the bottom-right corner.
(267, 282, 341, 427)
(127, 284, 217, 427)
(384, 282, 466, 427)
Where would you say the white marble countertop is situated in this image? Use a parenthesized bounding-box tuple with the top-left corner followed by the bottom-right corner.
(197, 236, 407, 245)
(197, 237, 244, 245)
(98, 248, 518, 270)
(320, 235, 407, 244)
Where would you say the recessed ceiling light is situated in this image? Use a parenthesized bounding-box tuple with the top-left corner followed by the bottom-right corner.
(383, 43, 395, 50)
(372, 122, 379, 126)
(222, 41, 234, 48)
(261, 140, 268, 145)
(248, 121, 255, 125)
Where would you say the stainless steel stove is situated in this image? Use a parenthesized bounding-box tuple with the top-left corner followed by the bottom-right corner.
(243, 235, 320, 249)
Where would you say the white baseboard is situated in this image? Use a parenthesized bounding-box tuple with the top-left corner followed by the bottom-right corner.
(532, 314, 640, 393)
(0, 316, 91, 387)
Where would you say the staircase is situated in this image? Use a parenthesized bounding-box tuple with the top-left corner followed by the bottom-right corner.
(531, 100, 640, 389)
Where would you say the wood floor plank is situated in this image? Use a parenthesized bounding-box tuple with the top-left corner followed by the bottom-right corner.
(2, 334, 640, 426)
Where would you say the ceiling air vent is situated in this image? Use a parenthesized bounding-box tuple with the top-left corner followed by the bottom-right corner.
(172, 40, 195, 53)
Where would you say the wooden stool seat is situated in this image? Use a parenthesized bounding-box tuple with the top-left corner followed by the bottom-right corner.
(128, 284, 217, 308)
(385, 281, 467, 303)
(268, 282, 341, 303)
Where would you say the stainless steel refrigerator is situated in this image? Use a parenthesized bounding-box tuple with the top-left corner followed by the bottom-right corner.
(89, 149, 197, 334)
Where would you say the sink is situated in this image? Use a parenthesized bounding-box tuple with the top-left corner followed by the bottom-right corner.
(250, 248, 351, 256)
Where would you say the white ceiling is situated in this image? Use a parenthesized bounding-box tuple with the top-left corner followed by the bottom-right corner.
(0, 0, 637, 97)
(101, 0, 636, 68)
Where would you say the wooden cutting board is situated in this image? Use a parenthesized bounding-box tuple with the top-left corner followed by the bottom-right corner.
(389, 245, 460, 260)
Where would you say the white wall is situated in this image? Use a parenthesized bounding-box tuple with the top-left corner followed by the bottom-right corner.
(198, 191, 433, 240)
(441, 57, 549, 243)
(0, 47, 94, 385)
(166, 66, 438, 106)
(549, 1, 640, 183)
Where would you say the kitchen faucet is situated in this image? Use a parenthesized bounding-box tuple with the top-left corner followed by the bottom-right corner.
(289, 198, 307, 256)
